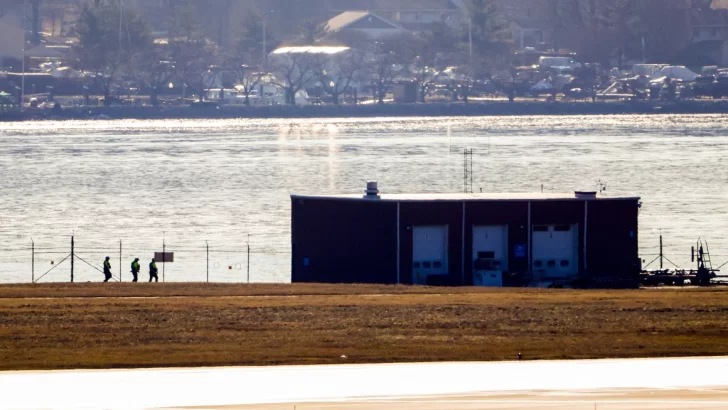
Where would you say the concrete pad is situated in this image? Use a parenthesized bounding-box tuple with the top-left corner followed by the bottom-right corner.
(1, 357, 728, 409)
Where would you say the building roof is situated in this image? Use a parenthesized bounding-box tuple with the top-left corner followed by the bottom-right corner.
(327, 0, 461, 12)
(325, 11, 405, 32)
(292, 192, 640, 202)
(271, 46, 350, 55)
(689, 7, 728, 27)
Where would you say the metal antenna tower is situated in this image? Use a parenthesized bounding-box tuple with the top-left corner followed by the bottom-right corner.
(463, 148, 473, 193)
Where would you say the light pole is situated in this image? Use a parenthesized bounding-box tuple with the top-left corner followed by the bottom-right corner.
(21, 0, 27, 111)
(263, 10, 275, 71)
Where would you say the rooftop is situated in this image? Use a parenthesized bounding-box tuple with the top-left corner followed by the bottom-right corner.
(271, 46, 351, 55)
(291, 192, 640, 202)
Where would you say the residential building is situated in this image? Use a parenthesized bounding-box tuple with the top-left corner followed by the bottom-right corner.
(324, 11, 408, 38)
(324, 0, 468, 31)
(684, 3, 728, 65)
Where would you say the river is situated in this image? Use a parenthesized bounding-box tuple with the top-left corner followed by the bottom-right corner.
(1, 114, 727, 283)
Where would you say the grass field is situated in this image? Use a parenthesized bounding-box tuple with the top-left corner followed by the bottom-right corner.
(0, 283, 727, 371)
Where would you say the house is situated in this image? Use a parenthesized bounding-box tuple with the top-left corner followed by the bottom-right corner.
(324, 11, 408, 38)
(292, 182, 641, 288)
(683, 5, 728, 65)
(324, 0, 467, 31)
(510, 16, 555, 50)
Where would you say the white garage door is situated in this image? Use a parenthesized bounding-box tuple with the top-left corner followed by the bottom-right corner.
(413, 226, 448, 284)
(532, 224, 578, 279)
(472, 225, 508, 271)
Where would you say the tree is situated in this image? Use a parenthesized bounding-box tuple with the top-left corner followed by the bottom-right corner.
(316, 31, 369, 105)
(635, 0, 691, 63)
(75, 0, 150, 105)
(467, 0, 512, 58)
(238, 12, 277, 71)
(30, 0, 41, 46)
(365, 34, 413, 105)
(268, 49, 318, 105)
(169, 1, 220, 102)
(541, 0, 689, 66)
(407, 24, 460, 103)
(134, 45, 175, 106)
(297, 19, 327, 44)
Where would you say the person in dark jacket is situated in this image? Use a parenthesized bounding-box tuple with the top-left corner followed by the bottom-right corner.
(103, 256, 112, 282)
(130, 258, 140, 282)
(149, 259, 159, 283)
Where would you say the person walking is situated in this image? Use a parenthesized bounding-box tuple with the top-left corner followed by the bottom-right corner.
(149, 258, 159, 283)
(130, 258, 141, 282)
(103, 256, 112, 282)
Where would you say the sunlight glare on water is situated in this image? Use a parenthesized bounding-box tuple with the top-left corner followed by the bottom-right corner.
(1, 114, 727, 283)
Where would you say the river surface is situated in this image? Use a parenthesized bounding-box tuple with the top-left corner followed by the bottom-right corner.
(1, 115, 727, 283)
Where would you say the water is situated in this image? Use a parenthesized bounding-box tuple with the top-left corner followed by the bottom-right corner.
(1, 115, 727, 283)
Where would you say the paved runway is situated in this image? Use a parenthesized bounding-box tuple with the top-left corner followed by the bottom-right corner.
(218, 388, 728, 410)
(2, 357, 728, 409)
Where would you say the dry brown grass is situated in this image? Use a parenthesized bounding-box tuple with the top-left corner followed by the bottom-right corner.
(0, 284, 727, 371)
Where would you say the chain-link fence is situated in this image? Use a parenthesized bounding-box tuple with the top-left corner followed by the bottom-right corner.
(0, 236, 289, 284)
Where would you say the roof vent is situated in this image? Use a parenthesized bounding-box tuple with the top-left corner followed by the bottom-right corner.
(575, 191, 597, 199)
(364, 181, 380, 199)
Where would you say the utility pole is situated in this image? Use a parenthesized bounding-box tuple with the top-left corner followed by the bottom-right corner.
(31, 238, 34, 283)
(119, 239, 122, 282)
(246, 234, 250, 283)
(468, 14, 473, 66)
(659, 233, 663, 270)
(206, 240, 209, 283)
(70, 235, 74, 283)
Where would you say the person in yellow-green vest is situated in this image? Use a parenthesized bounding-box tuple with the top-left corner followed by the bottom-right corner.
(130, 258, 141, 282)
(103, 256, 112, 282)
(149, 258, 159, 283)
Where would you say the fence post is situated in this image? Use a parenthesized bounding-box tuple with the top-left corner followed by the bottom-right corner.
(31, 238, 34, 283)
(70, 235, 74, 283)
(119, 239, 122, 283)
(206, 240, 209, 283)
(247, 234, 250, 283)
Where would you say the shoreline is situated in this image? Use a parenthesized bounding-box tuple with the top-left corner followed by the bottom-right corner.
(3, 100, 728, 121)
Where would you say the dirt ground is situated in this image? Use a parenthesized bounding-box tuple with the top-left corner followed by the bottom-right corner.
(1, 283, 727, 371)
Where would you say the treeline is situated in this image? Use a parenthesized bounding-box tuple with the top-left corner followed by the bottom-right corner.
(38, 0, 706, 105)
(69, 0, 516, 105)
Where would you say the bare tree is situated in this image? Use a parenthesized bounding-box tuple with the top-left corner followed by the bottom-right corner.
(131, 45, 175, 106)
(365, 34, 413, 105)
(225, 58, 261, 105)
(269, 50, 318, 105)
(173, 41, 219, 102)
(540, 0, 688, 66)
(636, 0, 691, 63)
(407, 25, 461, 103)
(169, 1, 220, 102)
(316, 31, 369, 105)
(75, 0, 150, 105)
